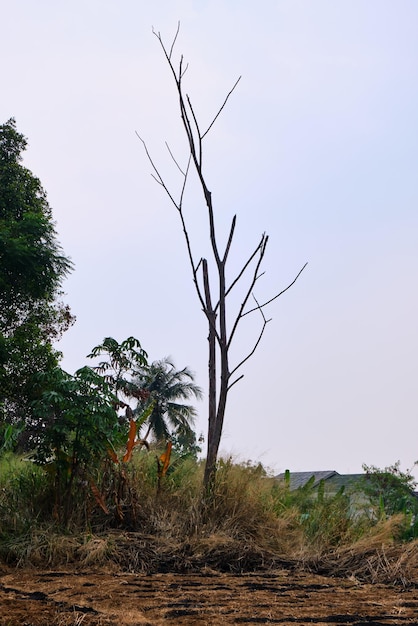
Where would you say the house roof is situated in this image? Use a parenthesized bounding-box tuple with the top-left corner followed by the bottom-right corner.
(275, 470, 365, 491)
(275, 470, 337, 490)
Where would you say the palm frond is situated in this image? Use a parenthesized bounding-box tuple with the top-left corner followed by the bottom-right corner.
(131, 357, 201, 445)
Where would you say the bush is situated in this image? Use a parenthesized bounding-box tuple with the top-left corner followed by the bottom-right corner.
(0, 452, 415, 580)
(362, 462, 418, 540)
(0, 453, 54, 535)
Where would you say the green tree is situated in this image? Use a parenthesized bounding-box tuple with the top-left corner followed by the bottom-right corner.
(29, 338, 151, 525)
(87, 338, 202, 457)
(362, 462, 418, 539)
(0, 118, 73, 430)
(87, 336, 149, 415)
(132, 358, 202, 451)
(31, 365, 121, 524)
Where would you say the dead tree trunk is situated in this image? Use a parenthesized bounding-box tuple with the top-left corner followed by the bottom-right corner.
(138, 25, 307, 490)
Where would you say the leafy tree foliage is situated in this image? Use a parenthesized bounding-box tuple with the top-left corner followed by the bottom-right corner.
(88, 339, 202, 457)
(362, 462, 418, 539)
(169, 428, 203, 460)
(32, 367, 120, 467)
(26, 338, 149, 525)
(0, 119, 73, 428)
(132, 357, 202, 451)
(363, 462, 418, 516)
(30, 365, 122, 524)
(87, 336, 149, 413)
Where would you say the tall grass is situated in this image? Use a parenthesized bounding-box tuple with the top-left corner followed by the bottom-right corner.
(0, 451, 417, 583)
(0, 453, 54, 532)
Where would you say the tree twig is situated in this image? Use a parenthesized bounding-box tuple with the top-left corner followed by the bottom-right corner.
(243, 262, 308, 316)
(229, 295, 271, 378)
(202, 76, 242, 139)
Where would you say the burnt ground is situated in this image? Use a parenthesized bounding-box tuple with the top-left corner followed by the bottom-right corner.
(1, 567, 418, 625)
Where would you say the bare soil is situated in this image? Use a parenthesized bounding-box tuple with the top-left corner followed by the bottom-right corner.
(1, 567, 418, 625)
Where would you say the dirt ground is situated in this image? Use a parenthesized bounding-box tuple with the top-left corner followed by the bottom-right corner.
(1, 567, 418, 626)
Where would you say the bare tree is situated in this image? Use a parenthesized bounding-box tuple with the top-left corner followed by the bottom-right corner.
(138, 25, 307, 490)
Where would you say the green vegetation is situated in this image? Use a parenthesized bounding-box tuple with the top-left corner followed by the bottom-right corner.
(1, 335, 202, 527)
(362, 462, 418, 540)
(131, 357, 202, 456)
(0, 118, 74, 436)
(1, 119, 417, 586)
(1, 450, 418, 584)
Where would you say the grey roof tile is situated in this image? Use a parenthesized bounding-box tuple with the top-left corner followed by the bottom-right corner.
(275, 470, 338, 490)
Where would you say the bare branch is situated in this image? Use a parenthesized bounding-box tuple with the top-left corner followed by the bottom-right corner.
(144, 27, 306, 489)
(168, 21, 180, 60)
(222, 214, 236, 263)
(227, 374, 244, 392)
(165, 141, 186, 176)
(153, 31, 193, 146)
(222, 234, 265, 305)
(150, 173, 164, 187)
(243, 262, 308, 316)
(202, 76, 242, 139)
(178, 60, 196, 146)
(177, 200, 207, 314)
(153, 28, 222, 268)
(179, 154, 191, 206)
(179, 56, 189, 79)
(186, 94, 203, 166)
(136, 132, 181, 210)
(229, 295, 271, 379)
(202, 259, 220, 344)
(137, 132, 208, 315)
(227, 235, 268, 348)
(229, 321, 267, 378)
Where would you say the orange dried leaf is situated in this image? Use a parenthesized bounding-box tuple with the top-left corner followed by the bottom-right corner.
(159, 441, 172, 477)
(108, 448, 119, 464)
(122, 419, 137, 463)
(90, 481, 109, 515)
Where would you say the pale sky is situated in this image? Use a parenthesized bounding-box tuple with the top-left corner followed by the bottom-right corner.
(3, 1, 418, 477)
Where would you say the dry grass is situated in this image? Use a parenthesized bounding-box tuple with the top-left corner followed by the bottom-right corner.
(1, 454, 418, 585)
(304, 516, 418, 586)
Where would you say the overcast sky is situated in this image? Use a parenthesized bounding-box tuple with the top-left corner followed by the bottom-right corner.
(3, 1, 418, 477)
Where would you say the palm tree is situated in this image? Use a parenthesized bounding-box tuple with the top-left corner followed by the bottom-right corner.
(133, 358, 202, 447)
